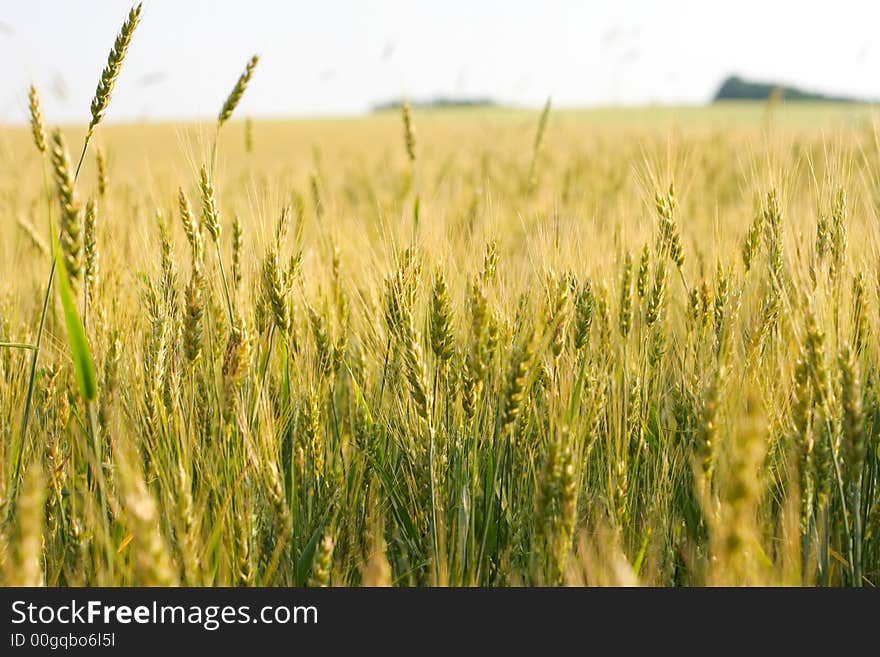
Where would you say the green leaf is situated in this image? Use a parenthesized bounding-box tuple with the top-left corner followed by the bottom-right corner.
(633, 527, 653, 576)
(294, 522, 327, 586)
(51, 219, 97, 401)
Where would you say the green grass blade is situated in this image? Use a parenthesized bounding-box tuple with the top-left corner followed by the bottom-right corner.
(51, 219, 97, 401)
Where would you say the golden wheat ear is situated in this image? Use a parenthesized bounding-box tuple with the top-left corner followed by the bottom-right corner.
(50, 130, 83, 291)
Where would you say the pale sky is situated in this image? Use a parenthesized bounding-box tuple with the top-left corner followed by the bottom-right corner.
(2, 0, 879, 124)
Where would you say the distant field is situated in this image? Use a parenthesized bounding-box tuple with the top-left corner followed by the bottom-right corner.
(376, 100, 878, 128)
(2, 101, 876, 208)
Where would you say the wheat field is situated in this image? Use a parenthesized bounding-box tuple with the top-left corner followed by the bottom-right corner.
(1, 7, 879, 587)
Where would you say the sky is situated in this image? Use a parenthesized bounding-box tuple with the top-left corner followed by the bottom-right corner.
(1, 0, 879, 124)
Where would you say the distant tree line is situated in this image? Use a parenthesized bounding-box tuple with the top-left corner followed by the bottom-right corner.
(372, 97, 498, 111)
(713, 75, 862, 102)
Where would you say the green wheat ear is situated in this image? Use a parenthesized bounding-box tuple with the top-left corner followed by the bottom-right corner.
(218, 55, 260, 128)
(88, 3, 143, 139)
(401, 99, 416, 162)
(528, 96, 551, 189)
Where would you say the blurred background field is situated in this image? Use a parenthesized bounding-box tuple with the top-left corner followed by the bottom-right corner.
(2, 102, 878, 323)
